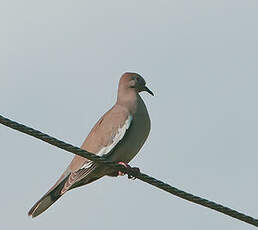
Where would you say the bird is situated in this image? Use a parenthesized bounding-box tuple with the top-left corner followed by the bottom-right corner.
(28, 72, 154, 218)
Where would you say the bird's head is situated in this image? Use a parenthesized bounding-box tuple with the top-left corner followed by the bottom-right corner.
(119, 72, 154, 96)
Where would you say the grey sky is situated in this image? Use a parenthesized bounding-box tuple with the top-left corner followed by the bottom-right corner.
(2, 0, 258, 229)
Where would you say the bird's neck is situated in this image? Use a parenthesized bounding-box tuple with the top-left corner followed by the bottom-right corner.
(116, 89, 138, 113)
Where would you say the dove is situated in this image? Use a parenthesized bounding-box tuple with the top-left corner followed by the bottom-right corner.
(28, 72, 153, 218)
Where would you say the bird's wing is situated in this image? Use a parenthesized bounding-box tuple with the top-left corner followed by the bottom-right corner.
(60, 105, 133, 193)
(28, 106, 132, 217)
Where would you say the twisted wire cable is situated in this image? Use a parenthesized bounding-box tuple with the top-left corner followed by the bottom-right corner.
(0, 114, 257, 227)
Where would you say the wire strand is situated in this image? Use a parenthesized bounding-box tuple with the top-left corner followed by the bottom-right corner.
(0, 114, 257, 227)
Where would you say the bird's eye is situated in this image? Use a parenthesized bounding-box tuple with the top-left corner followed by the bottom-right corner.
(133, 76, 140, 81)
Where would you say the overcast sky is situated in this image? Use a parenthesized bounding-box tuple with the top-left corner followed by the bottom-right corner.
(2, 0, 258, 229)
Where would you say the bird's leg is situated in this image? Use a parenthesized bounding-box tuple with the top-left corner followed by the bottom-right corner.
(117, 162, 140, 180)
(117, 162, 127, 176)
(107, 162, 140, 179)
(106, 162, 128, 177)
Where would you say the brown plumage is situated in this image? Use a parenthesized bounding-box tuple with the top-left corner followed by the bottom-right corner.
(28, 72, 153, 218)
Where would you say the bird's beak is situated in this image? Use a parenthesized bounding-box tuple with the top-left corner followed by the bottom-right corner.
(143, 86, 154, 96)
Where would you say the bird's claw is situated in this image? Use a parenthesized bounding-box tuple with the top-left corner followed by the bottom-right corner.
(117, 162, 140, 180)
(127, 167, 140, 180)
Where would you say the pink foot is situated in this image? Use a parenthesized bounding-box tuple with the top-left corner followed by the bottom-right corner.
(117, 162, 128, 176)
(117, 162, 140, 180)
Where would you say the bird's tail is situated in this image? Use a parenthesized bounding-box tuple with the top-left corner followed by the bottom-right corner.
(28, 174, 69, 218)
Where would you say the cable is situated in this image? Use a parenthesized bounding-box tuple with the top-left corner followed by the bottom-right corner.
(0, 114, 257, 227)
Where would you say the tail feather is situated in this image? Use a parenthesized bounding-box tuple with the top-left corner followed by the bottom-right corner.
(28, 174, 69, 218)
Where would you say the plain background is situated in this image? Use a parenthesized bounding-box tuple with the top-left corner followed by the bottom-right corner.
(2, 1, 258, 229)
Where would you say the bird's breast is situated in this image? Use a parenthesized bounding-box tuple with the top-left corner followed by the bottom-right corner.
(109, 96, 151, 163)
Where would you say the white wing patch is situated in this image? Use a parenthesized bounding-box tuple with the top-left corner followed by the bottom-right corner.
(81, 115, 133, 169)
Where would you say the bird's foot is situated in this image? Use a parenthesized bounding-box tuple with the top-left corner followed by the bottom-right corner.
(117, 162, 140, 180)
